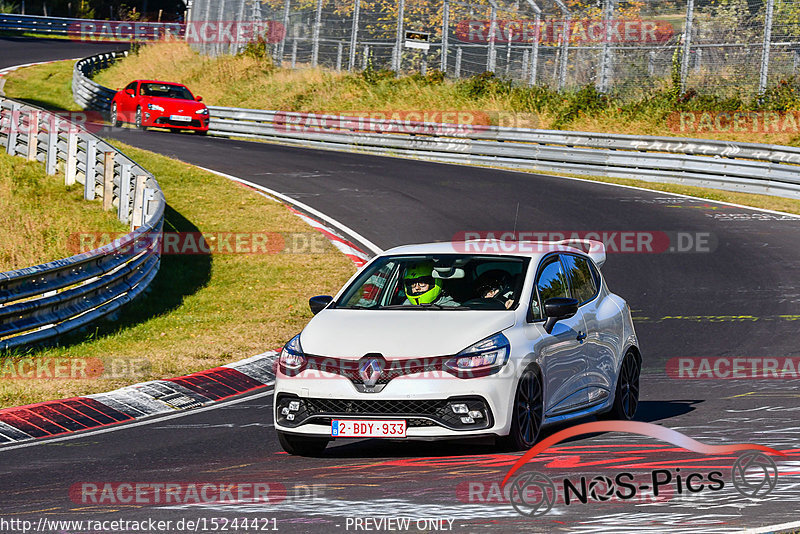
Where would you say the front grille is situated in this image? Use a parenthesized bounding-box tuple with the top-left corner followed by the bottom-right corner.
(304, 355, 448, 389)
(154, 117, 203, 127)
(306, 398, 448, 416)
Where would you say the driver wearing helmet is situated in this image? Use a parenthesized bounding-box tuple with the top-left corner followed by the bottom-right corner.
(475, 270, 515, 309)
(402, 262, 460, 307)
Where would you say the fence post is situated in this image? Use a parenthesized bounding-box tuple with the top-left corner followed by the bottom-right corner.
(487, 2, 497, 72)
(505, 30, 513, 76)
(277, 0, 291, 66)
(759, 0, 775, 95)
(65, 129, 77, 185)
(680, 0, 695, 93)
(597, 0, 615, 93)
(233, 0, 246, 55)
(131, 175, 147, 230)
(6, 103, 20, 156)
(362, 44, 369, 70)
(441, 0, 450, 73)
(393, 0, 406, 72)
(348, 0, 360, 71)
(311, 0, 323, 67)
(84, 138, 97, 200)
(291, 39, 298, 68)
(558, 14, 570, 89)
(102, 151, 116, 211)
(528, 12, 540, 86)
(648, 50, 656, 76)
(336, 41, 343, 71)
(455, 46, 462, 77)
(118, 163, 133, 222)
(46, 115, 59, 175)
(27, 110, 39, 161)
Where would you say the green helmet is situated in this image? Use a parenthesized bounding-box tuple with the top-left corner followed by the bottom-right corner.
(403, 262, 442, 305)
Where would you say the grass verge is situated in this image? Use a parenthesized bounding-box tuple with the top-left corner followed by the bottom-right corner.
(0, 151, 127, 271)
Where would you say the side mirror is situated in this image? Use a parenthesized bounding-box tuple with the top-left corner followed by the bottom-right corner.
(195, 95, 203, 102)
(543, 297, 579, 334)
(309, 295, 334, 315)
(125, 88, 134, 96)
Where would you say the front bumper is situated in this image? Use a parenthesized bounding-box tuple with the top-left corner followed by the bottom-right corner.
(274, 371, 516, 439)
(144, 112, 209, 130)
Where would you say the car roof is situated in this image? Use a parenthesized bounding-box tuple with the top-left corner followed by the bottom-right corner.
(382, 239, 607, 268)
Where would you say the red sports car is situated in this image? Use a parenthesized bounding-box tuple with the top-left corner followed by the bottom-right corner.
(110, 80, 209, 134)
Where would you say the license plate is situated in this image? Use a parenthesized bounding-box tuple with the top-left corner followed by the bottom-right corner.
(331, 419, 406, 438)
(170, 115, 191, 122)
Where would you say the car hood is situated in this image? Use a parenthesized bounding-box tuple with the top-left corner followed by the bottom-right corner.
(144, 96, 205, 111)
(299, 310, 516, 359)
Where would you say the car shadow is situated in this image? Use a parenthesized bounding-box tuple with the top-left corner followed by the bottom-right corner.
(318, 400, 704, 459)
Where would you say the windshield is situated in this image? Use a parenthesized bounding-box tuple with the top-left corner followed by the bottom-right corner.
(337, 254, 529, 310)
(140, 83, 194, 100)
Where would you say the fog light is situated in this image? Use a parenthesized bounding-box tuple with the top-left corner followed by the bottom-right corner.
(460, 416, 475, 424)
(286, 413, 295, 421)
(451, 404, 469, 414)
(280, 407, 290, 416)
(468, 410, 483, 419)
(288, 401, 300, 411)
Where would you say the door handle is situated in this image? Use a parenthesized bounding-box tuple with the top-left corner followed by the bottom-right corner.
(576, 331, 587, 342)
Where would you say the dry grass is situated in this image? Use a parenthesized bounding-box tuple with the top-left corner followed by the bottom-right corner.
(0, 152, 127, 272)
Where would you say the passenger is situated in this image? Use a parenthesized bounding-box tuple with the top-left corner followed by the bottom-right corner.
(402, 262, 460, 306)
(475, 270, 515, 309)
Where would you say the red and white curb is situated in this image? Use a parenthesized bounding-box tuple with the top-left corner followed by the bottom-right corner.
(0, 352, 276, 444)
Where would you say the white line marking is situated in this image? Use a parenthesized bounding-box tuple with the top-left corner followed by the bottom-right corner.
(0, 389, 273, 453)
(739, 519, 800, 534)
(196, 166, 384, 254)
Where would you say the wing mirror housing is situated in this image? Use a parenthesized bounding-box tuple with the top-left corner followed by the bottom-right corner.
(309, 295, 334, 315)
(125, 88, 135, 96)
(195, 95, 203, 102)
(543, 297, 579, 334)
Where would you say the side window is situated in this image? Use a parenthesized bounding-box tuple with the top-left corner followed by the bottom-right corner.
(562, 254, 598, 304)
(530, 256, 569, 320)
(344, 261, 398, 308)
(125, 82, 137, 95)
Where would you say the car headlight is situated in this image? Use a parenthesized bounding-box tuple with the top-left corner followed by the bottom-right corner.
(147, 104, 165, 111)
(445, 332, 510, 378)
(195, 108, 209, 115)
(279, 334, 307, 375)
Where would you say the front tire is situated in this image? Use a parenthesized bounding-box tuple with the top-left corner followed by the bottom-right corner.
(135, 106, 145, 130)
(604, 350, 640, 420)
(498, 364, 543, 451)
(277, 431, 328, 457)
(110, 103, 121, 127)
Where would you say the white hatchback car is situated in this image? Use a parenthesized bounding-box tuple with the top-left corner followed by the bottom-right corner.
(274, 239, 641, 456)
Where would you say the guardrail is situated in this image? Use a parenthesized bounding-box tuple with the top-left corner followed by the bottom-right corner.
(0, 97, 165, 351)
(70, 50, 800, 200)
(0, 13, 181, 39)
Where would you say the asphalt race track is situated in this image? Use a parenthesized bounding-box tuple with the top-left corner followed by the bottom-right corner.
(2, 37, 800, 534)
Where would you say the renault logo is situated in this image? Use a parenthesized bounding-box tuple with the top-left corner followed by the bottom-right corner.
(358, 355, 385, 387)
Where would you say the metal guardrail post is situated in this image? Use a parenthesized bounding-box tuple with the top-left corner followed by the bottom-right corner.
(26, 110, 39, 161)
(102, 150, 115, 211)
(759, 0, 775, 95)
(118, 163, 132, 222)
(131, 175, 147, 230)
(6, 102, 20, 156)
(65, 130, 78, 185)
(46, 116, 59, 175)
(84, 138, 97, 200)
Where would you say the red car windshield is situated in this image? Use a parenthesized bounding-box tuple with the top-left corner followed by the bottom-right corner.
(140, 83, 194, 100)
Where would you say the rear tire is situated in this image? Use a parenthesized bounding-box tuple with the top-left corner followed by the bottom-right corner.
(110, 103, 121, 127)
(277, 431, 329, 457)
(497, 364, 543, 451)
(603, 350, 640, 420)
